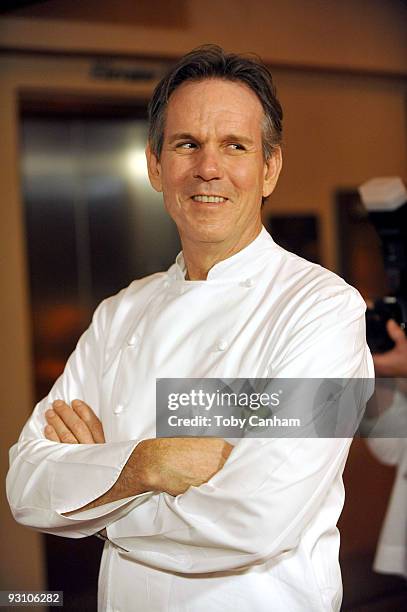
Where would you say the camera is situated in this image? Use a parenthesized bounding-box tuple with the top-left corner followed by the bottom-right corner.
(358, 177, 407, 353)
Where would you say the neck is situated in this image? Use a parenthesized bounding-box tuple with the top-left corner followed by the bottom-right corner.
(181, 224, 262, 280)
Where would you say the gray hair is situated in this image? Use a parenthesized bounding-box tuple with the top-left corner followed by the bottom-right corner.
(148, 44, 283, 161)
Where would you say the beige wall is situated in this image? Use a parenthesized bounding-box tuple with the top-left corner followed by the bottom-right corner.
(0, 82, 45, 590)
(0, 0, 406, 592)
(266, 69, 407, 270)
(1, 0, 407, 75)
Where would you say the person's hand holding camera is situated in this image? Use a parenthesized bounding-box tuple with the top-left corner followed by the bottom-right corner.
(373, 319, 407, 390)
(363, 319, 407, 418)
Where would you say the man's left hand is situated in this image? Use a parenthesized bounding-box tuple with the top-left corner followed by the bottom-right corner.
(44, 399, 105, 444)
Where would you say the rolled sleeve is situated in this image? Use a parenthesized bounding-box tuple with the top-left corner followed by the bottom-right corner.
(7, 437, 150, 537)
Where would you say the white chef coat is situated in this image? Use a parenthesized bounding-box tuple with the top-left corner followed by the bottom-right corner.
(366, 388, 407, 579)
(7, 227, 374, 612)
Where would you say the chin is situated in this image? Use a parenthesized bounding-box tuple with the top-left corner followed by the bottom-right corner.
(183, 223, 231, 244)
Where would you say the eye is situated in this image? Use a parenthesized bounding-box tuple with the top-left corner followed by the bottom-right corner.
(227, 143, 246, 152)
(176, 142, 197, 150)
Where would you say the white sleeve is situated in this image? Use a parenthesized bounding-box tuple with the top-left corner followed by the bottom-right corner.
(366, 437, 404, 466)
(6, 296, 152, 538)
(365, 384, 407, 465)
(105, 287, 374, 573)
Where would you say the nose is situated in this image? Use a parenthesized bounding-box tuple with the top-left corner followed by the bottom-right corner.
(193, 146, 223, 181)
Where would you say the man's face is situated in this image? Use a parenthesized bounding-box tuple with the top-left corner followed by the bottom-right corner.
(147, 78, 282, 248)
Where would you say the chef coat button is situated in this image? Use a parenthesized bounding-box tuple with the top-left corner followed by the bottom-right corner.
(217, 339, 228, 351)
(244, 278, 254, 288)
(127, 334, 138, 346)
(163, 280, 170, 288)
(113, 404, 123, 415)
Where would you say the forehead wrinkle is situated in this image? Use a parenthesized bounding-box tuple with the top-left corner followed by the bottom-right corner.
(166, 109, 262, 145)
(164, 79, 264, 145)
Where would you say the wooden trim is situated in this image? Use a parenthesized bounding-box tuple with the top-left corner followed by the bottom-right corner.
(1, 16, 406, 80)
(1, 46, 407, 83)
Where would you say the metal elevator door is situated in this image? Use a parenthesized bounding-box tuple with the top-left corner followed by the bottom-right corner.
(20, 112, 181, 611)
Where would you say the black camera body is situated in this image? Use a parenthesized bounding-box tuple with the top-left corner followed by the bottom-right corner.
(358, 177, 407, 353)
(366, 296, 407, 352)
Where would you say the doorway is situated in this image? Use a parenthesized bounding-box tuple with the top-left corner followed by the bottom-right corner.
(20, 98, 181, 610)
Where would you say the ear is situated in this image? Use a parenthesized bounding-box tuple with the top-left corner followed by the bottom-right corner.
(146, 143, 163, 192)
(262, 146, 282, 198)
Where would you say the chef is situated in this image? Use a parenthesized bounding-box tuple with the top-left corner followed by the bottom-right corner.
(7, 45, 373, 611)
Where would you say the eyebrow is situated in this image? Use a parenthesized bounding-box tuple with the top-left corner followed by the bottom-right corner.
(222, 134, 255, 146)
(167, 132, 195, 144)
(167, 132, 256, 146)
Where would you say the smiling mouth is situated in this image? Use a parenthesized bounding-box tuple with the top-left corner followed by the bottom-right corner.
(191, 195, 228, 203)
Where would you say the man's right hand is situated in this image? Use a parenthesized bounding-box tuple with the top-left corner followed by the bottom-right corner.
(137, 437, 233, 496)
(62, 438, 232, 513)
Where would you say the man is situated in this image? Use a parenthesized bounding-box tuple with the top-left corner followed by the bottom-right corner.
(7, 46, 373, 611)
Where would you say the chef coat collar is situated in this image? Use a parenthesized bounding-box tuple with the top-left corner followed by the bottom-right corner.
(173, 226, 277, 282)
